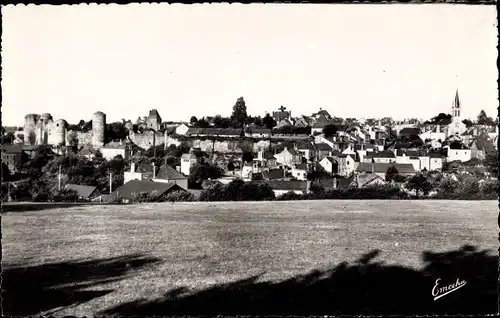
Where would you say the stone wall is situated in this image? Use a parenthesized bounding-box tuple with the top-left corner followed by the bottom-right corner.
(164, 136, 276, 154)
(129, 130, 164, 150)
(71, 131, 93, 147)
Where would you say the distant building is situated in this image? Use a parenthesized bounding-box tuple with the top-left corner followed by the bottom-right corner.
(181, 153, 198, 176)
(355, 173, 386, 188)
(244, 127, 272, 138)
(108, 180, 186, 203)
(314, 143, 333, 161)
(445, 147, 471, 163)
(146, 109, 162, 131)
(447, 90, 467, 138)
(319, 157, 338, 175)
(153, 164, 188, 190)
(1, 144, 23, 172)
(100, 140, 130, 160)
(175, 123, 190, 136)
(355, 162, 416, 179)
(253, 180, 311, 196)
(272, 106, 292, 122)
(291, 163, 308, 181)
(64, 184, 102, 201)
(274, 147, 302, 167)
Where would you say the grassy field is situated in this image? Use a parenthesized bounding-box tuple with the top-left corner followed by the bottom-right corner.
(2, 200, 497, 316)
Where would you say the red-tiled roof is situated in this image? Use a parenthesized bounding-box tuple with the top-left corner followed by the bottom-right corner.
(156, 164, 187, 180)
(109, 180, 184, 201)
(356, 162, 416, 174)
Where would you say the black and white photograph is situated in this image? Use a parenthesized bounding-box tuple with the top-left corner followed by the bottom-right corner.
(1, 2, 498, 317)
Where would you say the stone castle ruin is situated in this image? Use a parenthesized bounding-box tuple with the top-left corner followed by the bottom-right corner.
(23, 111, 107, 149)
(22, 109, 167, 151)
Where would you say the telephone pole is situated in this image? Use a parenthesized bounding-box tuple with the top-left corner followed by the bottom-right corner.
(58, 165, 62, 191)
(109, 171, 112, 194)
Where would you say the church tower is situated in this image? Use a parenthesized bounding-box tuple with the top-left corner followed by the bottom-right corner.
(448, 89, 466, 137)
(451, 89, 461, 120)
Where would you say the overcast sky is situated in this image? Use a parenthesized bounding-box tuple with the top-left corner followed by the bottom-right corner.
(2, 4, 498, 126)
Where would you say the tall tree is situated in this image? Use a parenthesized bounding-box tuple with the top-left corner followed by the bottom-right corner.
(477, 110, 495, 126)
(406, 173, 433, 198)
(262, 113, 277, 129)
(231, 97, 248, 127)
(190, 116, 198, 126)
(385, 166, 399, 182)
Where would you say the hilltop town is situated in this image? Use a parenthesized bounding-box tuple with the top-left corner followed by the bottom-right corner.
(1, 90, 498, 202)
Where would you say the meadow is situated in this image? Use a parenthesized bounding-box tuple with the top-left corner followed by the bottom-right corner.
(2, 200, 497, 316)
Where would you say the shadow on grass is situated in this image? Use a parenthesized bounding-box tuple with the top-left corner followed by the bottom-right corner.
(1, 202, 116, 213)
(100, 245, 497, 316)
(2, 253, 162, 316)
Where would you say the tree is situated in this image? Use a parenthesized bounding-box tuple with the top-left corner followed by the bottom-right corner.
(462, 119, 473, 128)
(190, 116, 198, 125)
(477, 110, 495, 126)
(262, 113, 277, 129)
(242, 151, 254, 163)
(406, 173, 433, 198)
(484, 149, 498, 176)
(322, 124, 337, 138)
(106, 122, 128, 143)
(194, 118, 210, 128)
(189, 163, 224, 186)
(254, 117, 262, 127)
(1, 163, 11, 182)
(231, 97, 248, 127)
(385, 165, 399, 182)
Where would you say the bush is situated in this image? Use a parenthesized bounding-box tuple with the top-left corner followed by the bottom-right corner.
(162, 190, 195, 202)
(276, 191, 304, 201)
(52, 189, 79, 202)
(199, 179, 275, 201)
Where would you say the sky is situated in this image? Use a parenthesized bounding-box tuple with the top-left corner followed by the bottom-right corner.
(2, 4, 498, 126)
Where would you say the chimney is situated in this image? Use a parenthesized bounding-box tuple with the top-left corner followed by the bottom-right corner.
(258, 149, 263, 161)
(176, 166, 181, 172)
(152, 163, 156, 179)
(131, 162, 136, 172)
(333, 177, 338, 190)
(436, 124, 440, 133)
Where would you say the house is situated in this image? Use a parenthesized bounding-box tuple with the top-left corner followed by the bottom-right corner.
(294, 142, 315, 162)
(445, 147, 471, 163)
(244, 127, 272, 138)
(395, 149, 423, 172)
(253, 180, 311, 197)
(355, 162, 416, 179)
(319, 157, 338, 174)
(469, 135, 494, 160)
(101, 140, 130, 160)
(1, 144, 24, 172)
(107, 180, 186, 203)
(153, 164, 189, 190)
(64, 184, 101, 201)
(429, 152, 445, 171)
(175, 123, 190, 136)
(311, 115, 332, 135)
(291, 163, 308, 181)
(262, 168, 287, 181)
(363, 150, 396, 164)
(274, 147, 302, 167)
(275, 119, 293, 129)
(312, 108, 332, 120)
(355, 173, 386, 188)
(181, 153, 198, 176)
(241, 162, 253, 180)
(332, 153, 356, 177)
(294, 116, 311, 128)
(253, 149, 277, 171)
(314, 143, 333, 161)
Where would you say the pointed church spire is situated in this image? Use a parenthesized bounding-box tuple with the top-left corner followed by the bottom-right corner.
(454, 88, 460, 109)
